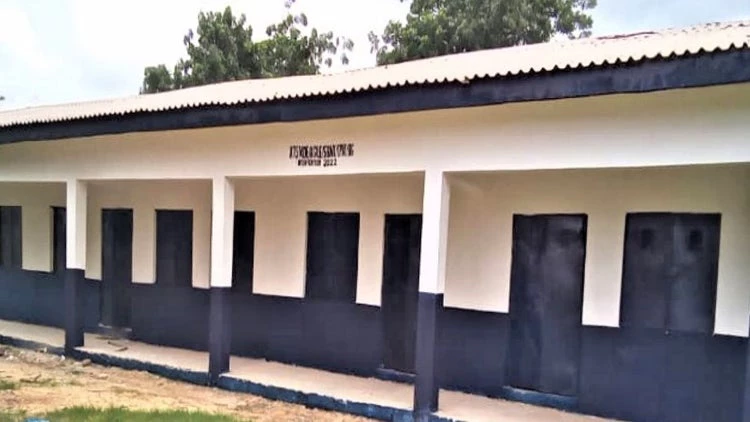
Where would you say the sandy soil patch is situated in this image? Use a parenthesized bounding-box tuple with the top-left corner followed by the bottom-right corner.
(0, 345, 368, 422)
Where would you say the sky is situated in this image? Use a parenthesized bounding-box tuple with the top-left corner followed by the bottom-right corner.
(0, 0, 749, 110)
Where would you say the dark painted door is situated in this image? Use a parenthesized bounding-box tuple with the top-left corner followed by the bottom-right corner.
(507, 214, 587, 397)
(381, 214, 422, 374)
(52, 207, 66, 273)
(156, 210, 193, 287)
(619, 213, 721, 422)
(101, 209, 133, 328)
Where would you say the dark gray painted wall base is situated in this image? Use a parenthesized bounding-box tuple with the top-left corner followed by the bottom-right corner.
(229, 292, 383, 377)
(0, 268, 748, 421)
(0, 269, 100, 330)
(579, 326, 747, 422)
(129, 284, 209, 351)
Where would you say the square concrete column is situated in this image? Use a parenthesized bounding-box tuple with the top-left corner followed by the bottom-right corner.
(64, 180, 87, 354)
(744, 312, 750, 422)
(413, 170, 450, 420)
(208, 176, 234, 384)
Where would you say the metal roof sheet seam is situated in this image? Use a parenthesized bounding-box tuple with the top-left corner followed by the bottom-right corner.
(0, 19, 748, 128)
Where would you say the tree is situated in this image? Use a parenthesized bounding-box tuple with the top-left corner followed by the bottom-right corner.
(142, 1, 352, 94)
(369, 0, 596, 65)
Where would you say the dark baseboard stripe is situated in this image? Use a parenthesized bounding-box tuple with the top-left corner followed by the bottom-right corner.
(0, 335, 64, 355)
(70, 349, 210, 386)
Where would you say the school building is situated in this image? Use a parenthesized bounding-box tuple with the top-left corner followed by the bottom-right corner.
(0, 20, 749, 422)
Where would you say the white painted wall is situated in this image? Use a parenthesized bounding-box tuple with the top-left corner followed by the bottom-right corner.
(1, 82, 749, 334)
(234, 174, 423, 304)
(86, 180, 211, 288)
(0, 84, 749, 182)
(0, 183, 65, 272)
(3, 175, 422, 298)
(445, 164, 750, 337)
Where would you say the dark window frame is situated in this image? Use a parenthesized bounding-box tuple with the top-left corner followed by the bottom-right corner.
(0, 206, 22, 269)
(155, 209, 194, 288)
(51, 206, 66, 273)
(304, 211, 360, 303)
(231, 210, 256, 292)
(619, 212, 721, 334)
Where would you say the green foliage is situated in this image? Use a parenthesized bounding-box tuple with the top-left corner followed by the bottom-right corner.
(369, 0, 597, 65)
(142, 1, 352, 93)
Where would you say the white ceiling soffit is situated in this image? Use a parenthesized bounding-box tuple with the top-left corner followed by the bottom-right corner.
(1, 20, 749, 128)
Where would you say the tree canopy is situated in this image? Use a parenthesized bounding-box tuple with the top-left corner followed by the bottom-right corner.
(369, 0, 596, 65)
(141, 1, 352, 94)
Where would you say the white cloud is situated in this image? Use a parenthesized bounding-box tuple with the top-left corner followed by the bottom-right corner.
(0, 2, 52, 72)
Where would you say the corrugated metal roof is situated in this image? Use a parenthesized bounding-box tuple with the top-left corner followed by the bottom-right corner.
(1, 19, 749, 128)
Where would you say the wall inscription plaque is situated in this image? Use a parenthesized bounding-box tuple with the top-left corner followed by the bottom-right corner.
(289, 143, 354, 167)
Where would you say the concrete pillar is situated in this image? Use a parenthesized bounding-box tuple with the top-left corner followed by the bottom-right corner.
(413, 170, 450, 420)
(744, 312, 750, 422)
(64, 180, 87, 354)
(208, 176, 234, 384)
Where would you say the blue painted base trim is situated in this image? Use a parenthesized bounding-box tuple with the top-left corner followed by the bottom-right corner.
(0, 335, 64, 355)
(69, 349, 210, 386)
(218, 375, 455, 422)
(0, 333, 208, 386)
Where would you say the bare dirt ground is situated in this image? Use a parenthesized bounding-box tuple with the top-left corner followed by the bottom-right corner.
(0, 345, 368, 421)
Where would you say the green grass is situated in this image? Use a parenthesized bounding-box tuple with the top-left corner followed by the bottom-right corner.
(0, 379, 18, 391)
(19, 377, 57, 388)
(0, 407, 241, 422)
